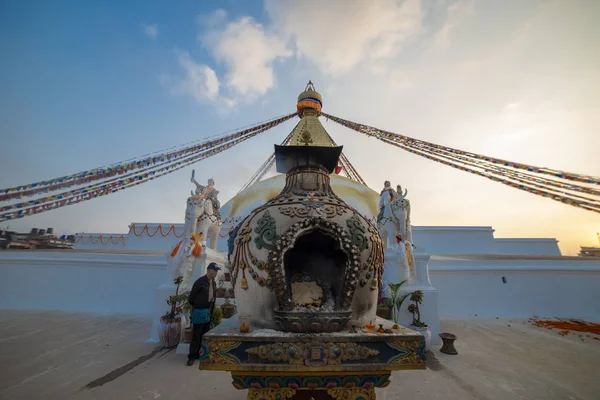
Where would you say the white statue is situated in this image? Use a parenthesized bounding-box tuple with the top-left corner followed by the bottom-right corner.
(166, 234, 201, 291)
(166, 171, 223, 286)
(377, 181, 413, 249)
(184, 194, 222, 250)
(190, 170, 221, 211)
(395, 237, 416, 281)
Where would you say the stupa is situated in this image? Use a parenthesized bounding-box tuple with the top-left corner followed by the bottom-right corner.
(199, 82, 426, 400)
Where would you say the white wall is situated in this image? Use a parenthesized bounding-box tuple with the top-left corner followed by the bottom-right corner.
(412, 226, 497, 254)
(0, 251, 166, 316)
(75, 222, 565, 259)
(75, 223, 233, 253)
(494, 238, 561, 256)
(2, 251, 599, 323)
(429, 256, 600, 321)
(74, 223, 186, 251)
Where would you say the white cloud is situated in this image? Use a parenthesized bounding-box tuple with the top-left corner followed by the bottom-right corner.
(141, 23, 158, 39)
(176, 0, 422, 104)
(429, 0, 474, 51)
(264, 0, 423, 75)
(197, 8, 228, 29)
(172, 52, 220, 103)
(199, 13, 292, 99)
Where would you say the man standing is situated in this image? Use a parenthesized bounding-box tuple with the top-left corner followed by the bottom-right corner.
(186, 262, 220, 366)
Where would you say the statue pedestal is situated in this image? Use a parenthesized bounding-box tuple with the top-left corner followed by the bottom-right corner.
(382, 249, 441, 346)
(147, 247, 227, 343)
(382, 248, 409, 286)
(148, 283, 178, 343)
(399, 253, 441, 346)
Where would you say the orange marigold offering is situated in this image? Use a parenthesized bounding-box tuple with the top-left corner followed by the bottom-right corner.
(529, 317, 600, 337)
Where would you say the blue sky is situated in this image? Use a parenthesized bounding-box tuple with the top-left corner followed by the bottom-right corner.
(1, 0, 599, 255)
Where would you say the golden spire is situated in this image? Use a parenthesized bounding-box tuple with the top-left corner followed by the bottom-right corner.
(290, 81, 332, 147)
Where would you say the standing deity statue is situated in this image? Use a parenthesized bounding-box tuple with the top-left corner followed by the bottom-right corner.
(377, 181, 397, 224)
(396, 184, 408, 199)
(190, 170, 221, 216)
(185, 170, 222, 247)
(377, 180, 412, 248)
(377, 181, 416, 284)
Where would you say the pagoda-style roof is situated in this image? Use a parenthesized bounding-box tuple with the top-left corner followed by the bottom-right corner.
(274, 144, 342, 174)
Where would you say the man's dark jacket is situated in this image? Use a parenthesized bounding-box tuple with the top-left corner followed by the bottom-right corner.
(188, 275, 216, 312)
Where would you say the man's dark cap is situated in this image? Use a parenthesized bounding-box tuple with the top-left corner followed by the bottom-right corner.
(207, 262, 221, 271)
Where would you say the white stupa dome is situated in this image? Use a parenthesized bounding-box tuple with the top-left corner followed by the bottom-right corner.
(222, 174, 379, 221)
(216, 174, 379, 253)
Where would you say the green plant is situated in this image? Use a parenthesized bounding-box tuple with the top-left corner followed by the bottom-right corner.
(161, 276, 187, 323)
(173, 291, 192, 326)
(211, 306, 223, 328)
(384, 280, 410, 324)
(407, 290, 427, 328)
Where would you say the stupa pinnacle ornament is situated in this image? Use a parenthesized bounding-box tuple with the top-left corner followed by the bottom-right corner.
(296, 80, 322, 115)
(289, 81, 331, 147)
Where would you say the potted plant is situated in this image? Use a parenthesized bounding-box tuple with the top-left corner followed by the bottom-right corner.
(386, 280, 410, 329)
(158, 276, 186, 348)
(376, 286, 392, 320)
(211, 305, 223, 328)
(179, 294, 193, 343)
(407, 290, 431, 350)
(221, 288, 237, 318)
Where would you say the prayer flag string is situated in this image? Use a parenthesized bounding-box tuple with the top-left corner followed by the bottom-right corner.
(0, 113, 297, 201)
(322, 112, 600, 186)
(323, 112, 600, 214)
(0, 115, 294, 220)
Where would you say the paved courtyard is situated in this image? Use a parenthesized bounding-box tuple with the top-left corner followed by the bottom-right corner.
(0, 310, 599, 400)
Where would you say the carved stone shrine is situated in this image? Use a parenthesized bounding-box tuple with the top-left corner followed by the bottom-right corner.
(199, 82, 426, 400)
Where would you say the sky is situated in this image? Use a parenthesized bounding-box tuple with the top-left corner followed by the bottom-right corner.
(0, 0, 598, 255)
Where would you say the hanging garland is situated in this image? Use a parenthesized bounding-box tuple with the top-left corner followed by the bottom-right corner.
(75, 234, 126, 245)
(128, 224, 184, 238)
(322, 112, 600, 186)
(75, 222, 241, 244)
(0, 113, 297, 201)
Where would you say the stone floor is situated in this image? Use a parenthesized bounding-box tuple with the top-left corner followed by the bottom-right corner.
(0, 310, 599, 400)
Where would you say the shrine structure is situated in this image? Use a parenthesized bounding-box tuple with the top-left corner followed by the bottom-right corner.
(197, 83, 425, 400)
